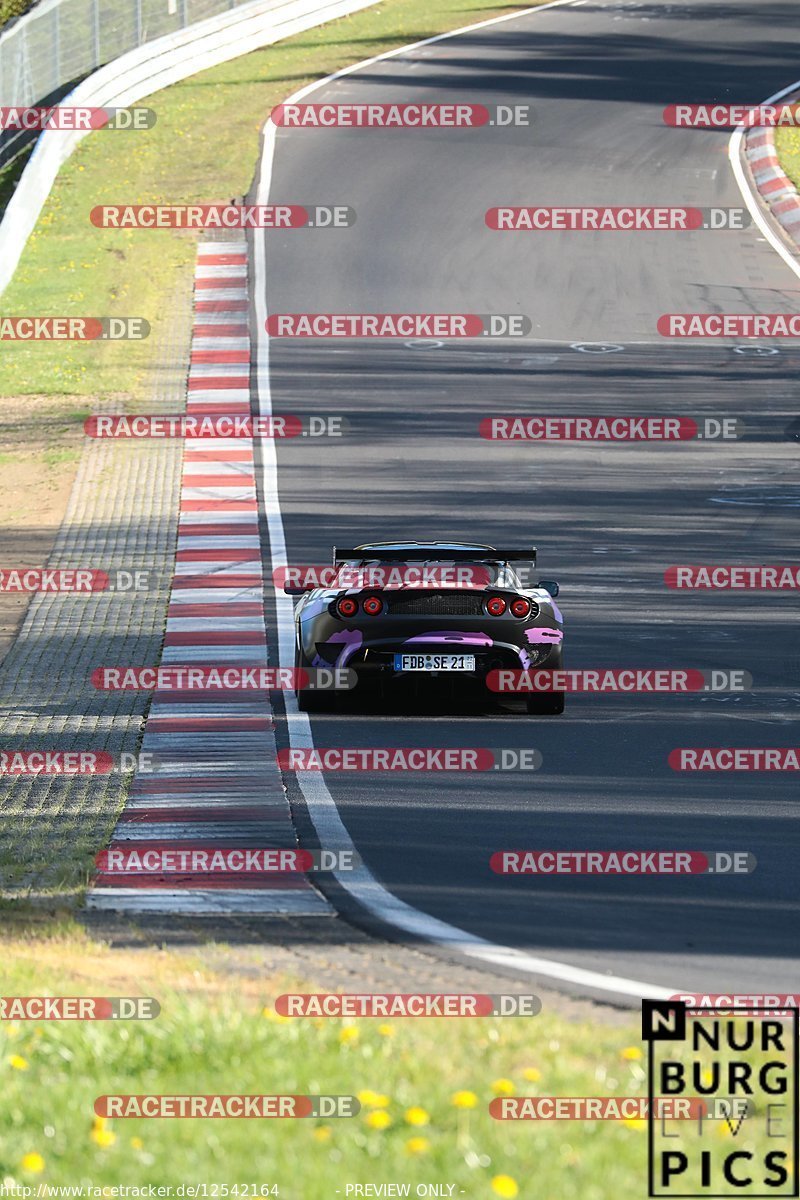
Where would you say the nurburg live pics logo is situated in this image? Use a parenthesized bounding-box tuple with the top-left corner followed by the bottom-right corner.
(643, 999, 799, 1197)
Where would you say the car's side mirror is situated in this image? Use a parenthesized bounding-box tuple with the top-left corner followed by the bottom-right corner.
(537, 579, 559, 598)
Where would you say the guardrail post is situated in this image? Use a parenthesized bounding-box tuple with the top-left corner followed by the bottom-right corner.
(52, 5, 60, 90)
(92, 0, 101, 66)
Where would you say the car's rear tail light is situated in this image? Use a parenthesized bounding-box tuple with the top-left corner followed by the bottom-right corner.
(362, 595, 383, 616)
(337, 597, 358, 618)
(510, 597, 531, 618)
(486, 596, 507, 617)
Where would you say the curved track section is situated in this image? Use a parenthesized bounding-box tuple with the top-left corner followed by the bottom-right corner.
(255, 0, 800, 999)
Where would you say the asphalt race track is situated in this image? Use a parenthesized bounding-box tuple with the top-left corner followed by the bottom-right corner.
(255, 0, 800, 998)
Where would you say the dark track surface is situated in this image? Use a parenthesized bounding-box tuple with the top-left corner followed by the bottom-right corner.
(257, 0, 800, 994)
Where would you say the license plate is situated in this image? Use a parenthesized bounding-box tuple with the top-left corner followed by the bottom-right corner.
(394, 653, 476, 672)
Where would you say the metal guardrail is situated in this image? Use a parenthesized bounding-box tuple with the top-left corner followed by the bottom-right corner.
(0, 0, 379, 295)
(0, 0, 252, 165)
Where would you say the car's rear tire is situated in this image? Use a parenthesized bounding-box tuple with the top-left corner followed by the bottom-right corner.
(297, 688, 332, 712)
(525, 651, 565, 715)
(295, 644, 334, 712)
(526, 691, 565, 716)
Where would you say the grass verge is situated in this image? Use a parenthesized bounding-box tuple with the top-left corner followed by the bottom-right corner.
(0, 923, 655, 1196)
(775, 127, 800, 193)
(0, 0, 545, 401)
(0, 0, 32, 26)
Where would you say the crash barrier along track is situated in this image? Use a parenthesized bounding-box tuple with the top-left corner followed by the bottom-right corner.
(0, 0, 381, 297)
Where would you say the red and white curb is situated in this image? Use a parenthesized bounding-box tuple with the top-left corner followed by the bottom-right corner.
(744, 112, 800, 245)
(89, 240, 330, 915)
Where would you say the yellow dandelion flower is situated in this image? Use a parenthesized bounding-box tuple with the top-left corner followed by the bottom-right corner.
(623, 1117, 647, 1130)
(91, 1128, 116, 1148)
(357, 1090, 389, 1108)
(378, 1023, 395, 1038)
(491, 1176, 519, 1199)
(9, 1055, 29, 1071)
(365, 1111, 391, 1130)
(621, 1047, 642, 1061)
(312, 1126, 332, 1143)
(521, 1067, 541, 1082)
(700, 1068, 714, 1088)
(130, 1137, 144, 1151)
(451, 1090, 478, 1109)
(262, 1006, 291, 1023)
(491, 1078, 515, 1096)
(339, 1026, 359, 1045)
(19, 1154, 45, 1174)
(405, 1137, 430, 1155)
(404, 1106, 429, 1127)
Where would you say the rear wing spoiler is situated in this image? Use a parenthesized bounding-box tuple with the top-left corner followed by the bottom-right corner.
(333, 547, 537, 565)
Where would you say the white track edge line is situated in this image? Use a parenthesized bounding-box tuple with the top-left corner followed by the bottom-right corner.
(255, 0, 678, 1002)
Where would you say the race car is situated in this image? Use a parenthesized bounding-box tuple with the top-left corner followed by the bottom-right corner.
(285, 541, 565, 714)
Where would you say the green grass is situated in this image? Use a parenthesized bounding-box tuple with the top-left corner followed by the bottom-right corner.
(775, 127, 800, 193)
(41, 444, 82, 466)
(2, 926, 786, 1195)
(0, 0, 32, 26)
(0, 0, 545, 401)
(0, 926, 655, 1196)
